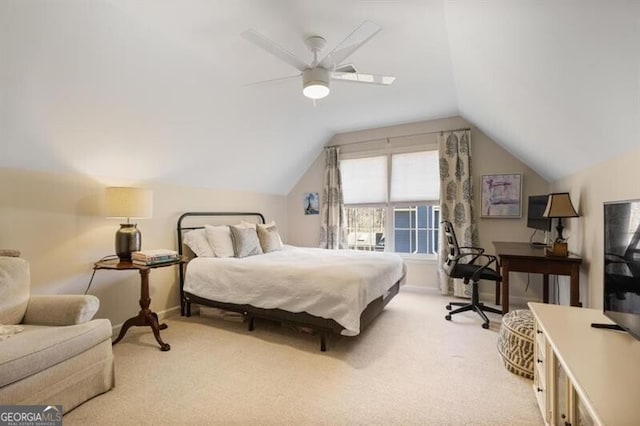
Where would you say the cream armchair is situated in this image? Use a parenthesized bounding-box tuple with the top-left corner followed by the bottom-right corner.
(0, 252, 114, 412)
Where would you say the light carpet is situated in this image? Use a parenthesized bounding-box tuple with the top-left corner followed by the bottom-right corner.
(64, 289, 542, 425)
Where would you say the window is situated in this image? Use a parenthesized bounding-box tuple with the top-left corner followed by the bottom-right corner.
(393, 205, 440, 254)
(341, 150, 440, 256)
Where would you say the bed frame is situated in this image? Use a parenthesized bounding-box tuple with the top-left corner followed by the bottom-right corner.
(177, 212, 402, 351)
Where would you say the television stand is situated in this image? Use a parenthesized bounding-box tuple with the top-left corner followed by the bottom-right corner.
(529, 303, 640, 425)
(590, 322, 626, 331)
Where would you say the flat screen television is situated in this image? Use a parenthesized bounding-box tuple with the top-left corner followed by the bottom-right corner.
(603, 199, 640, 341)
(527, 195, 552, 232)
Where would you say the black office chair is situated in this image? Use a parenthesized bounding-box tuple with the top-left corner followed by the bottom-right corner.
(441, 220, 503, 329)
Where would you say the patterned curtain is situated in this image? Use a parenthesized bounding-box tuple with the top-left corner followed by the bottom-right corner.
(438, 130, 478, 295)
(319, 147, 348, 249)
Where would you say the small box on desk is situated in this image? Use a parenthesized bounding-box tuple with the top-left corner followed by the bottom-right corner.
(545, 242, 568, 257)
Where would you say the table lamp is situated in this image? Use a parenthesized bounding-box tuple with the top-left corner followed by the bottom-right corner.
(105, 187, 153, 261)
(543, 192, 579, 243)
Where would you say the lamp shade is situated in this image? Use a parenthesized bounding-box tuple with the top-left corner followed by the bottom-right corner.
(543, 192, 578, 218)
(105, 187, 153, 219)
(302, 68, 330, 99)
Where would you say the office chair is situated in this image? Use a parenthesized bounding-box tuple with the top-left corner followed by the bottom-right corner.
(441, 220, 503, 329)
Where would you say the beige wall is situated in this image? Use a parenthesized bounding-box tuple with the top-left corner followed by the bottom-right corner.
(551, 147, 640, 309)
(0, 167, 287, 327)
(287, 116, 550, 306)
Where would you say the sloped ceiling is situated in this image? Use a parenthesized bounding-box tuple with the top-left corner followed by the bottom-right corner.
(1, 1, 638, 195)
(444, 0, 640, 182)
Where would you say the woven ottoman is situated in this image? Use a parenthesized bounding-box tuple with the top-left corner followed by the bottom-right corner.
(497, 309, 534, 379)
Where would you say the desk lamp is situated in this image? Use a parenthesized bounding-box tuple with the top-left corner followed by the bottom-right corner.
(105, 187, 153, 261)
(543, 192, 579, 243)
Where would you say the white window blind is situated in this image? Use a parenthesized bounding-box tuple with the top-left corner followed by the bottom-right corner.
(390, 151, 440, 202)
(341, 156, 387, 204)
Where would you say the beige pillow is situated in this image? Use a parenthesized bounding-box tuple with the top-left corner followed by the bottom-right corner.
(0, 257, 30, 325)
(204, 225, 235, 258)
(229, 225, 263, 258)
(239, 220, 258, 230)
(183, 229, 214, 257)
(257, 224, 284, 253)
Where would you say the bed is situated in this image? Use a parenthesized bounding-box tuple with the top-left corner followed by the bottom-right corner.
(177, 212, 405, 351)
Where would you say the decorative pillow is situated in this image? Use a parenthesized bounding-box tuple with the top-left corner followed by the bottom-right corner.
(239, 220, 258, 230)
(0, 257, 30, 325)
(229, 225, 263, 258)
(257, 224, 284, 253)
(183, 229, 214, 257)
(204, 225, 235, 258)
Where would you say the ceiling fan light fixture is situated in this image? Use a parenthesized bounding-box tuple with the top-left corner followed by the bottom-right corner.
(302, 68, 330, 99)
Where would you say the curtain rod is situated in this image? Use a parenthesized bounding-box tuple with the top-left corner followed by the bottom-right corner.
(326, 127, 471, 149)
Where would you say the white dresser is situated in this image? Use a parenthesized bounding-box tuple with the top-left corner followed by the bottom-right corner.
(528, 302, 640, 426)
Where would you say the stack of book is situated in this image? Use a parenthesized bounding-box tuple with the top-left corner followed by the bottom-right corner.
(131, 249, 180, 266)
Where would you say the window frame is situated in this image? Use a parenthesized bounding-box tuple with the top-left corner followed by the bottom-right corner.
(341, 147, 440, 260)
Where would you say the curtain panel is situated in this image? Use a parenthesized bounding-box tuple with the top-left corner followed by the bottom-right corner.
(319, 147, 348, 249)
(437, 130, 479, 295)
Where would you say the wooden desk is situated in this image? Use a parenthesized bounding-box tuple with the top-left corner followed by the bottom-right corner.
(493, 242, 582, 314)
(94, 258, 185, 351)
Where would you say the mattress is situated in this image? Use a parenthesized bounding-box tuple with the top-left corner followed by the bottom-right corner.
(184, 245, 405, 336)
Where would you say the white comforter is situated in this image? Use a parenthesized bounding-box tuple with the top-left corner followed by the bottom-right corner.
(184, 246, 405, 336)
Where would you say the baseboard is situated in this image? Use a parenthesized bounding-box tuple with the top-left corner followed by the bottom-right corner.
(402, 285, 539, 310)
(402, 285, 440, 294)
(111, 305, 181, 335)
(478, 292, 539, 310)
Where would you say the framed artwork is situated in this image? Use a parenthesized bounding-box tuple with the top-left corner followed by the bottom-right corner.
(304, 192, 319, 215)
(480, 174, 522, 218)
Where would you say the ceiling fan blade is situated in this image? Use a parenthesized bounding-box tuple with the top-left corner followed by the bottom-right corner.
(242, 29, 309, 72)
(318, 21, 382, 70)
(331, 71, 395, 85)
(244, 74, 301, 87)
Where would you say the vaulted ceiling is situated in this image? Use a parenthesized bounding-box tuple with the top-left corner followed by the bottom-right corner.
(1, 1, 639, 195)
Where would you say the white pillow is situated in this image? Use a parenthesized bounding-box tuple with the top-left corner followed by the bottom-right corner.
(204, 225, 235, 258)
(183, 229, 215, 257)
(239, 220, 258, 230)
(257, 223, 284, 253)
(229, 225, 263, 258)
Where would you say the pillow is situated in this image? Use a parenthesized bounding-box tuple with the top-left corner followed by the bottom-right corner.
(239, 220, 257, 230)
(182, 229, 214, 257)
(257, 221, 284, 244)
(204, 225, 235, 258)
(229, 225, 263, 258)
(257, 223, 284, 253)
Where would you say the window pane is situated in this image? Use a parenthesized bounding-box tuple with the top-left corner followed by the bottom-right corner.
(417, 205, 428, 228)
(390, 151, 440, 202)
(418, 231, 428, 254)
(393, 205, 440, 255)
(394, 230, 411, 253)
(341, 156, 387, 204)
(395, 209, 411, 228)
(345, 207, 386, 251)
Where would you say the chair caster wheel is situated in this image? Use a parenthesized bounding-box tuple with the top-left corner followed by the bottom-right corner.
(482, 323, 489, 329)
(446, 305, 452, 311)
(445, 315, 451, 321)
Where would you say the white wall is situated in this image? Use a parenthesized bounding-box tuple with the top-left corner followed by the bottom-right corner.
(551, 147, 640, 309)
(0, 167, 287, 327)
(287, 116, 549, 307)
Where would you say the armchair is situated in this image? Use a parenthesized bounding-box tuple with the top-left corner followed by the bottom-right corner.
(0, 252, 114, 412)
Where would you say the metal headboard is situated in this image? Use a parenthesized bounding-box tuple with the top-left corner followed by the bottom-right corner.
(176, 211, 266, 315)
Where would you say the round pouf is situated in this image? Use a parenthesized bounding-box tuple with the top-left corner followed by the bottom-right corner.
(497, 309, 534, 379)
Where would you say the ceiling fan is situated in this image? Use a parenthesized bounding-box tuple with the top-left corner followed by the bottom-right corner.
(242, 21, 396, 101)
